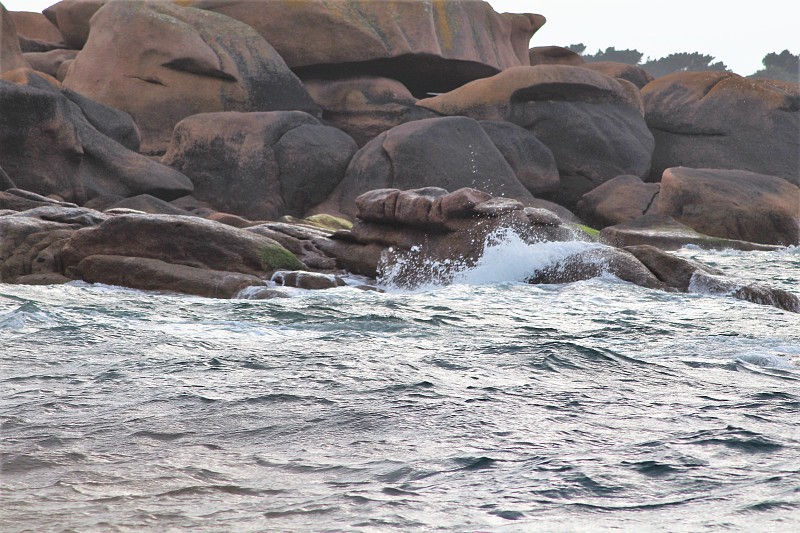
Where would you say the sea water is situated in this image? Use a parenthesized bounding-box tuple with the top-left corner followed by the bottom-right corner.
(1, 236, 799, 532)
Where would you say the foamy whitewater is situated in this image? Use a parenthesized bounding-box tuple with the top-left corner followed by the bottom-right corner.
(2, 233, 799, 532)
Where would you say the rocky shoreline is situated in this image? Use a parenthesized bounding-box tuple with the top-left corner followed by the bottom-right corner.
(1, 1, 798, 312)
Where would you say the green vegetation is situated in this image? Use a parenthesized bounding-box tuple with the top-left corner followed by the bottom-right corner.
(565, 43, 799, 81)
(749, 50, 799, 82)
(575, 224, 601, 240)
(259, 244, 306, 271)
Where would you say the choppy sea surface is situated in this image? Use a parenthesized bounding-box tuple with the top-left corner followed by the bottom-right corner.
(1, 238, 799, 532)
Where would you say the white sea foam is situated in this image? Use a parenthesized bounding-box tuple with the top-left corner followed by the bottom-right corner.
(378, 227, 602, 289)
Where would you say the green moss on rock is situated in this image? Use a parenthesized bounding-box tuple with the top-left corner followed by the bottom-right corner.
(259, 244, 306, 271)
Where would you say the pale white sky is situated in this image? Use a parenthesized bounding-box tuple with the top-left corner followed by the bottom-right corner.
(4, 0, 797, 75)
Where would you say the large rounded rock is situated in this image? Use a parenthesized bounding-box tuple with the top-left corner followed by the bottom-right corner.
(163, 111, 357, 221)
(43, 0, 106, 49)
(656, 167, 800, 246)
(75, 255, 265, 298)
(183, 0, 544, 96)
(0, 70, 193, 203)
(529, 46, 586, 66)
(9, 11, 65, 45)
(61, 214, 305, 276)
(478, 120, 560, 197)
(1, 5, 30, 73)
(417, 66, 654, 208)
(581, 62, 654, 89)
(576, 175, 661, 228)
(23, 49, 77, 79)
(642, 72, 800, 184)
(304, 76, 437, 146)
(315, 116, 536, 218)
(62, 0, 318, 155)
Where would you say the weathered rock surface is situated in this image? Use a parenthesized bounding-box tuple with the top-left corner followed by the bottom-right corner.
(576, 175, 660, 229)
(324, 187, 572, 283)
(23, 49, 77, 78)
(0, 189, 78, 212)
(61, 214, 305, 277)
(304, 76, 437, 146)
(416, 66, 654, 207)
(9, 10, 65, 45)
(642, 72, 800, 183)
(248, 222, 339, 271)
(163, 111, 357, 220)
(625, 244, 798, 312)
(478, 120, 560, 196)
(0, 71, 193, 203)
(108, 195, 194, 216)
(582, 62, 654, 89)
(657, 167, 800, 246)
(43, 0, 106, 49)
(75, 255, 265, 298)
(184, 0, 544, 95)
(0, 205, 104, 283)
(529, 46, 586, 66)
(62, 0, 319, 155)
(601, 214, 784, 251)
(526, 246, 666, 290)
(314, 117, 537, 219)
(272, 270, 346, 290)
(624, 244, 722, 291)
(1, 5, 30, 73)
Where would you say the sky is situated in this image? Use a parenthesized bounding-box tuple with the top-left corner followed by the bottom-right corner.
(4, 0, 798, 75)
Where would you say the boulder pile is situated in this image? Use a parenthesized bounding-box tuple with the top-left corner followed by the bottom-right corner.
(0, 1, 797, 310)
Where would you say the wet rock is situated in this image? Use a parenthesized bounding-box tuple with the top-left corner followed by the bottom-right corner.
(272, 271, 346, 290)
(185, 0, 544, 96)
(582, 62, 654, 89)
(689, 271, 799, 313)
(624, 244, 722, 291)
(1, 5, 30, 73)
(314, 117, 535, 219)
(163, 111, 357, 221)
(529, 46, 586, 66)
(642, 72, 800, 183)
(62, 0, 319, 155)
(657, 167, 799, 246)
(576, 175, 660, 229)
(248, 222, 339, 271)
(601, 214, 783, 251)
(304, 76, 437, 147)
(526, 245, 666, 290)
(75, 255, 265, 299)
(0, 213, 78, 282)
(14, 273, 71, 285)
(205, 212, 256, 229)
(417, 66, 654, 207)
(61, 214, 306, 277)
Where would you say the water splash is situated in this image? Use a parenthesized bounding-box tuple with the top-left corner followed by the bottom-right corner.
(378, 227, 602, 290)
